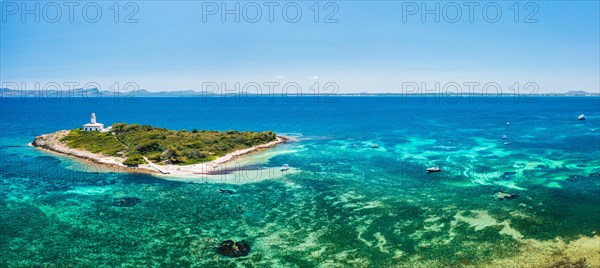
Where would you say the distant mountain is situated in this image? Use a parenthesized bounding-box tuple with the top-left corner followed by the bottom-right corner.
(133, 89, 211, 97)
(0, 87, 102, 97)
(564, 90, 589, 95)
(0, 88, 217, 97)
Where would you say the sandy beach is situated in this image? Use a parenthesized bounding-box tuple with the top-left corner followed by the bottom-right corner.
(32, 130, 289, 177)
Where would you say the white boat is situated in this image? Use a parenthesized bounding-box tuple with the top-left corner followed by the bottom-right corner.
(370, 144, 379, 148)
(504, 141, 511, 145)
(280, 164, 289, 171)
(578, 114, 586, 120)
(427, 166, 441, 172)
(502, 135, 508, 139)
(506, 122, 510, 125)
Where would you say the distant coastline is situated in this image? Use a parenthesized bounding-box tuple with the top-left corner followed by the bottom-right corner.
(2, 88, 599, 98)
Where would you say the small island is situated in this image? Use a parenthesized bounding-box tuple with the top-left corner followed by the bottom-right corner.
(32, 113, 287, 176)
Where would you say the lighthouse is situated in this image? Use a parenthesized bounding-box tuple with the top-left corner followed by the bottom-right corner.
(83, 113, 104, 132)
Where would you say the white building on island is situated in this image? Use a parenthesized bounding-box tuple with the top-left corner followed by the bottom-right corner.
(83, 113, 104, 132)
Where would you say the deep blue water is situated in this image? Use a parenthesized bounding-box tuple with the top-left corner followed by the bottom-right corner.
(1, 96, 599, 266)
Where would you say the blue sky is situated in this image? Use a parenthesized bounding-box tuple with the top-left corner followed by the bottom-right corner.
(1, 1, 599, 93)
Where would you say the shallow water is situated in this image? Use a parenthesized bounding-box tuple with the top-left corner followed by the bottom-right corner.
(1, 97, 599, 266)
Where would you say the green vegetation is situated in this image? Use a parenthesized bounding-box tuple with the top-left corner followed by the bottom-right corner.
(61, 129, 126, 155)
(61, 123, 277, 166)
(122, 154, 146, 167)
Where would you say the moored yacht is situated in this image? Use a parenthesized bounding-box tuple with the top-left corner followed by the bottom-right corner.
(427, 166, 441, 172)
(280, 164, 290, 171)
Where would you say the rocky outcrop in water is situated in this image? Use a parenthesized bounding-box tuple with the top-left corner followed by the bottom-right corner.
(494, 191, 518, 201)
(216, 240, 251, 257)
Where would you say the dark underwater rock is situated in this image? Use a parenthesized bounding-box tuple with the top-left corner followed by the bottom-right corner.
(34, 156, 61, 164)
(218, 188, 235, 195)
(216, 240, 251, 257)
(112, 197, 142, 207)
(499, 172, 517, 181)
(494, 191, 518, 201)
(567, 175, 584, 181)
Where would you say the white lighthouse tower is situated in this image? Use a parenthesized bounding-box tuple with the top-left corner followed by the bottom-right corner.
(83, 113, 104, 132)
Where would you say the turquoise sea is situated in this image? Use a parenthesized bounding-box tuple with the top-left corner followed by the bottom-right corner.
(1, 96, 599, 267)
